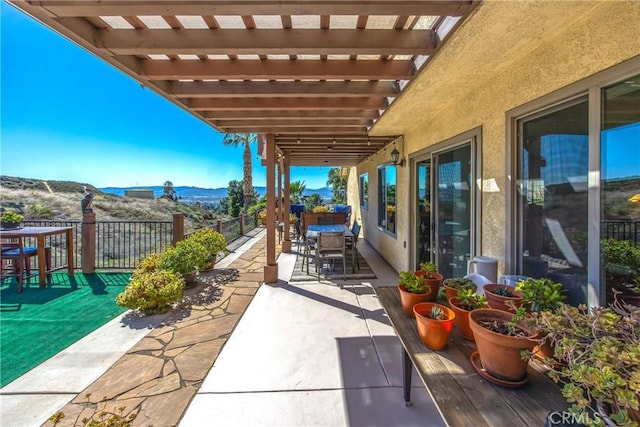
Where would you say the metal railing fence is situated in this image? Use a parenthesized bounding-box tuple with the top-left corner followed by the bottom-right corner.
(22, 211, 262, 271)
(602, 220, 640, 246)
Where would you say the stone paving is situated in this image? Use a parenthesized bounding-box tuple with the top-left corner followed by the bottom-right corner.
(45, 237, 272, 427)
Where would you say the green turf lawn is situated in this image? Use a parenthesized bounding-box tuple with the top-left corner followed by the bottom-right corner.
(0, 272, 130, 387)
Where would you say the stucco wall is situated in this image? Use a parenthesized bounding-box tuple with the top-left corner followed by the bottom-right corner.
(355, 1, 640, 275)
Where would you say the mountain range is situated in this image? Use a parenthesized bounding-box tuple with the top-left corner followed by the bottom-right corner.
(99, 185, 334, 203)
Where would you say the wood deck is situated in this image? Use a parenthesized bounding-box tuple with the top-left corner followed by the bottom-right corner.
(375, 286, 568, 427)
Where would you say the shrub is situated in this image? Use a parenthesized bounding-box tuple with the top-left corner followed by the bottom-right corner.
(116, 270, 184, 314)
(0, 210, 23, 224)
(312, 205, 329, 213)
(157, 239, 208, 275)
(186, 227, 227, 262)
(132, 253, 161, 277)
(29, 202, 54, 218)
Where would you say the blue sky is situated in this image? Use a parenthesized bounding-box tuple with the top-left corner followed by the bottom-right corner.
(0, 2, 332, 189)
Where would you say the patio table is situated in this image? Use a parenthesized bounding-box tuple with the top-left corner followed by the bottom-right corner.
(374, 286, 568, 426)
(0, 226, 74, 287)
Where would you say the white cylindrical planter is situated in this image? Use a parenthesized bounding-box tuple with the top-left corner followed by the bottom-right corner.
(467, 256, 498, 283)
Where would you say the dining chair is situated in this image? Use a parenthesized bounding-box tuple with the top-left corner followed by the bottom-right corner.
(1, 238, 50, 292)
(345, 221, 361, 273)
(315, 231, 346, 284)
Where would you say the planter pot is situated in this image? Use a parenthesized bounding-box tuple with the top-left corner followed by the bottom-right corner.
(200, 258, 216, 273)
(398, 285, 431, 318)
(483, 284, 523, 313)
(182, 272, 198, 289)
(448, 297, 487, 341)
(413, 302, 455, 350)
(1, 221, 21, 230)
(468, 309, 538, 384)
(443, 282, 477, 302)
(415, 271, 442, 302)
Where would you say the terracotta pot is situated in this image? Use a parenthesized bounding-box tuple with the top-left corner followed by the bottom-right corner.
(200, 258, 216, 272)
(443, 282, 477, 302)
(483, 284, 523, 313)
(415, 271, 442, 301)
(398, 285, 431, 318)
(413, 302, 455, 350)
(448, 297, 487, 341)
(469, 309, 538, 383)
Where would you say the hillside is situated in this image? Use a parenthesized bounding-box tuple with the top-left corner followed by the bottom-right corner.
(0, 176, 217, 230)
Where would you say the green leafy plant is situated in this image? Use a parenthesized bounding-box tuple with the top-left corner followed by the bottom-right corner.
(157, 239, 208, 275)
(455, 288, 488, 311)
(312, 205, 329, 213)
(132, 253, 161, 277)
(516, 277, 566, 313)
(419, 262, 439, 279)
(116, 270, 184, 314)
(530, 301, 640, 426)
(399, 270, 427, 294)
(0, 210, 23, 224)
(186, 227, 227, 264)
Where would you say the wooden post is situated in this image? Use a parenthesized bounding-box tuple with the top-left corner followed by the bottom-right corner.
(172, 213, 184, 245)
(81, 212, 96, 273)
(217, 219, 223, 234)
(282, 154, 292, 253)
(240, 214, 245, 235)
(264, 133, 278, 283)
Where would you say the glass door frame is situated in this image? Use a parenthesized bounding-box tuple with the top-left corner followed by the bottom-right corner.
(409, 127, 482, 272)
(505, 57, 640, 307)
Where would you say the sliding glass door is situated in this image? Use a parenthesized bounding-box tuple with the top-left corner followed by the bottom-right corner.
(414, 138, 478, 278)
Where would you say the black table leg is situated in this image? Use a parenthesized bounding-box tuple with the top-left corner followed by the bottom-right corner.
(402, 347, 412, 406)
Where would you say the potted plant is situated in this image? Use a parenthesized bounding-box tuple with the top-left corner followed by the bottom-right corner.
(1, 210, 24, 229)
(398, 270, 430, 318)
(413, 302, 455, 350)
(512, 277, 566, 360)
(468, 308, 539, 386)
(157, 239, 208, 288)
(443, 277, 477, 301)
(417, 261, 443, 301)
(186, 227, 227, 271)
(116, 270, 185, 314)
(531, 301, 640, 426)
(483, 283, 523, 312)
(448, 289, 488, 341)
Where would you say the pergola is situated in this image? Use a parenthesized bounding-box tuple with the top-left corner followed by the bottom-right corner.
(9, 0, 478, 280)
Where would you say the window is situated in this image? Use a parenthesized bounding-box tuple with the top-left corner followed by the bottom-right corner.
(378, 165, 396, 234)
(516, 98, 589, 305)
(512, 67, 640, 306)
(359, 173, 368, 209)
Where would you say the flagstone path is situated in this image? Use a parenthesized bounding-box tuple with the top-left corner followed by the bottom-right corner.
(45, 237, 272, 427)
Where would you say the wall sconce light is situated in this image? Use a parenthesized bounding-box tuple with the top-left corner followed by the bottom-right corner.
(390, 147, 405, 167)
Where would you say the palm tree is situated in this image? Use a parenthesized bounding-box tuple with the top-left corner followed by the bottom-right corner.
(222, 133, 257, 212)
(327, 168, 347, 204)
(290, 180, 307, 203)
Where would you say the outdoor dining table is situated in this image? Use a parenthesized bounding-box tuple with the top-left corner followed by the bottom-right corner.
(0, 226, 74, 287)
(305, 224, 356, 274)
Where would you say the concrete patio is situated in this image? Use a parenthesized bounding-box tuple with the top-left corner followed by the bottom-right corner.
(1, 229, 443, 427)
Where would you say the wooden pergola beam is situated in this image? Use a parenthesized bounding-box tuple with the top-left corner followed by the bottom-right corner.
(42, 1, 474, 18)
(214, 119, 372, 127)
(190, 97, 385, 110)
(222, 126, 370, 133)
(99, 29, 436, 56)
(142, 59, 414, 80)
(204, 110, 380, 120)
(170, 80, 400, 98)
